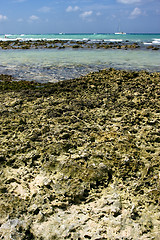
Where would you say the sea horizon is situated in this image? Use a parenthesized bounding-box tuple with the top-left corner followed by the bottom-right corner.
(1, 32, 160, 34)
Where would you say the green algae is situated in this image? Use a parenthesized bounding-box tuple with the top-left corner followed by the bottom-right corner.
(0, 39, 159, 50)
(0, 68, 160, 239)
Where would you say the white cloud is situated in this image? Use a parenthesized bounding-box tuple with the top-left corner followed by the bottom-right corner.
(117, 0, 141, 4)
(155, 9, 160, 15)
(17, 18, 23, 22)
(0, 14, 8, 22)
(14, 0, 26, 2)
(66, 6, 80, 12)
(130, 7, 142, 18)
(80, 11, 93, 19)
(28, 15, 39, 22)
(96, 12, 102, 16)
(38, 7, 51, 13)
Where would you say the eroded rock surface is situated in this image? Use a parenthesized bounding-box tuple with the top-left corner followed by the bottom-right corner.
(0, 69, 160, 239)
(0, 39, 159, 50)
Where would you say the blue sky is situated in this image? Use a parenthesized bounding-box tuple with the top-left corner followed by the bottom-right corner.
(0, 0, 160, 34)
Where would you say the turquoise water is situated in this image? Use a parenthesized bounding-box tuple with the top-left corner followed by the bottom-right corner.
(1, 33, 160, 45)
(0, 48, 159, 82)
(0, 33, 159, 82)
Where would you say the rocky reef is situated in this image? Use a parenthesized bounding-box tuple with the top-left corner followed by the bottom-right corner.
(0, 39, 159, 50)
(0, 69, 160, 239)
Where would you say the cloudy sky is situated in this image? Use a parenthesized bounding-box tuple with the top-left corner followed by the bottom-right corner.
(0, 0, 159, 34)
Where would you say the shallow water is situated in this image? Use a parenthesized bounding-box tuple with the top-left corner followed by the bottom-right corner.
(1, 33, 160, 45)
(0, 48, 160, 82)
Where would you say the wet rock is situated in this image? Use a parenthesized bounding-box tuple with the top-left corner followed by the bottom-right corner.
(0, 39, 158, 50)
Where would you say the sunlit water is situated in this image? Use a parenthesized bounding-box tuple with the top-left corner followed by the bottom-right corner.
(0, 48, 160, 82)
(1, 33, 160, 45)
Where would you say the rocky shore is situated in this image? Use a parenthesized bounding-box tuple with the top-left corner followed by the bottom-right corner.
(0, 39, 159, 50)
(0, 68, 160, 239)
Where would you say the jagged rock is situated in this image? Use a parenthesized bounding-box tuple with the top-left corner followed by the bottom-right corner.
(0, 69, 159, 239)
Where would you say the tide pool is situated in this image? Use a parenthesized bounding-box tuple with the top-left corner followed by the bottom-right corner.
(0, 48, 159, 82)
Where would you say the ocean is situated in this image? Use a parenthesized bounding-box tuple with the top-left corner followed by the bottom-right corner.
(0, 33, 160, 82)
(1, 33, 160, 44)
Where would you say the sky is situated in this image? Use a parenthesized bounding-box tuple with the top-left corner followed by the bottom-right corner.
(0, 0, 160, 34)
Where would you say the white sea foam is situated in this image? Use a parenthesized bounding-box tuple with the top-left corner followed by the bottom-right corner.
(144, 38, 160, 45)
(153, 38, 160, 41)
(104, 39, 123, 42)
(144, 42, 152, 45)
(152, 39, 160, 45)
(0, 34, 160, 46)
(5, 34, 12, 37)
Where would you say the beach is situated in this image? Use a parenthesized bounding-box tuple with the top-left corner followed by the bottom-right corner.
(0, 68, 160, 239)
